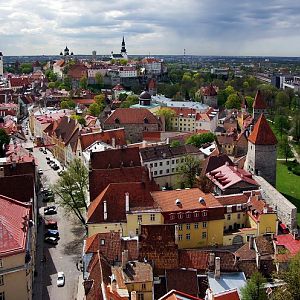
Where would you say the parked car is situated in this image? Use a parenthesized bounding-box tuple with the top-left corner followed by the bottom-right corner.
(44, 206, 57, 215)
(38, 169, 43, 175)
(44, 229, 60, 238)
(43, 150, 47, 154)
(46, 156, 50, 161)
(42, 192, 54, 202)
(57, 272, 65, 287)
(52, 165, 59, 171)
(45, 220, 58, 230)
(44, 236, 59, 245)
(39, 147, 43, 152)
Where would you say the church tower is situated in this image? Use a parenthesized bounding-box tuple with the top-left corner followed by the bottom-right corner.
(252, 90, 268, 122)
(120, 36, 128, 60)
(0, 52, 3, 77)
(244, 114, 278, 186)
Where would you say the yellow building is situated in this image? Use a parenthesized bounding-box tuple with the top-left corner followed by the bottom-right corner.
(151, 188, 225, 249)
(0, 195, 35, 300)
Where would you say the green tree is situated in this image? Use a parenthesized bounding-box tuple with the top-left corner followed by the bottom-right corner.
(0, 129, 10, 157)
(94, 94, 105, 106)
(95, 72, 103, 88)
(60, 99, 76, 109)
(48, 82, 56, 89)
(225, 93, 241, 109)
(118, 93, 128, 102)
(245, 96, 254, 108)
(275, 91, 290, 108)
(20, 63, 33, 74)
(156, 108, 176, 131)
(52, 158, 88, 226)
(119, 59, 128, 65)
(71, 115, 86, 126)
(241, 272, 267, 300)
(278, 135, 293, 162)
(217, 90, 227, 107)
(170, 140, 181, 147)
(120, 95, 139, 108)
(88, 102, 101, 116)
(79, 75, 88, 90)
(274, 114, 290, 138)
(224, 85, 235, 97)
(186, 132, 216, 148)
(272, 253, 300, 300)
(291, 113, 300, 141)
(177, 155, 201, 188)
(45, 69, 57, 82)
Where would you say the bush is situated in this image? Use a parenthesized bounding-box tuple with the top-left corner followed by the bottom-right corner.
(292, 165, 300, 176)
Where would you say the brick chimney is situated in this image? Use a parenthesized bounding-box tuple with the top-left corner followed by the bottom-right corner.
(208, 252, 215, 268)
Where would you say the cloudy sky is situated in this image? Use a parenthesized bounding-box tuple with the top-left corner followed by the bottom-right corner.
(1, 0, 300, 56)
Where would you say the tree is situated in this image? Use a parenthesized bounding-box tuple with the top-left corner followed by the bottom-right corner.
(60, 99, 76, 109)
(278, 135, 293, 162)
(45, 69, 57, 82)
(79, 75, 88, 90)
(198, 175, 214, 193)
(71, 115, 86, 126)
(275, 91, 289, 108)
(88, 103, 101, 116)
(186, 133, 216, 148)
(217, 90, 227, 107)
(245, 96, 254, 108)
(274, 114, 290, 138)
(48, 82, 56, 89)
(119, 59, 128, 65)
(177, 155, 201, 188)
(52, 158, 89, 226)
(95, 72, 103, 88)
(118, 93, 128, 102)
(241, 272, 267, 300)
(0, 129, 10, 157)
(170, 140, 181, 147)
(20, 63, 33, 74)
(120, 95, 139, 108)
(156, 108, 176, 131)
(291, 113, 300, 141)
(272, 253, 300, 300)
(225, 93, 241, 109)
(224, 85, 235, 97)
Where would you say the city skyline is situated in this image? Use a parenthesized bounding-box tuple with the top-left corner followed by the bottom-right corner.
(1, 0, 300, 56)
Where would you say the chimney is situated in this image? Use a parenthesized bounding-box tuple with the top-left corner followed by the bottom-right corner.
(110, 279, 117, 292)
(121, 250, 128, 269)
(249, 236, 254, 249)
(250, 125, 253, 133)
(148, 166, 152, 181)
(111, 137, 116, 148)
(125, 192, 130, 212)
(214, 257, 221, 279)
(208, 252, 215, 268)
(131, 291, 137, 300)
(103, 200, 107, 220)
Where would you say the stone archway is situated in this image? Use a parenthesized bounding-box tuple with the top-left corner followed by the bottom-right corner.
(232, 235, 243, 245)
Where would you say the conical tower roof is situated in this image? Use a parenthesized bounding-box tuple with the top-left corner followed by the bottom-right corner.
(253, 90, 267, 109)
(248, 114, 277, 145)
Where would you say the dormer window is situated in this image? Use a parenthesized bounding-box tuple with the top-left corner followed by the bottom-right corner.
(202, 211, 207, 217)
(178, 213, 183, 219)
(170, 213, 175, 220)
(186, 212, 191, 218)
(194, 211, 199, 218)
(144, 118, 149, 124)
(115, 118, 120, 124)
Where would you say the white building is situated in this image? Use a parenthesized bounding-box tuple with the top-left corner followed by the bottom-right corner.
(140, 57, 163, 75)
(119, 66, 138, 78)
(52, 60, 65, 79)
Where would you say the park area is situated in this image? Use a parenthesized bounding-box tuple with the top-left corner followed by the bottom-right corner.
(276, 161, 300, 224)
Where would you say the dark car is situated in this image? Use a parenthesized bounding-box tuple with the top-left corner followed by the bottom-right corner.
(44, 229, 60, 238)
(44, 236, 59, 245)
(43, 150, 47, 154)
(45, 220, 58, 230)
(39, 147, 43, 152)
(52, 164, 59, 171)
(44, 206, 57, 215)
(46, 156, 50, 161)
(42, 190, 54, 202)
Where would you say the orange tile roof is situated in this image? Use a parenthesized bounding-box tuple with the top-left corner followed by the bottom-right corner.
(151, 188, 222, 212)
(160, 290, 203, 300)
(214, 289, 240, 300)
(248, 114, 277, 145)
(253, 90, 267, 109)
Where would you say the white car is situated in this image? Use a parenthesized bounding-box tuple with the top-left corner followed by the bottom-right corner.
(57, 272, 65, 287)
(38, 169, 43, 175)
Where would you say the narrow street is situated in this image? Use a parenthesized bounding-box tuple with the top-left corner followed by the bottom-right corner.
(32, 146, 85, 300)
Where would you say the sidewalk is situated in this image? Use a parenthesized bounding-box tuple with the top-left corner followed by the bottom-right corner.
(75, 275, 85, 300)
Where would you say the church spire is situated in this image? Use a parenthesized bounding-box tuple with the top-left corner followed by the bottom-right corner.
(121, 36, 126, 53)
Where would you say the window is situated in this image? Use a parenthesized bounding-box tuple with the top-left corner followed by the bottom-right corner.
(178, 224, 183, 231)
(181, 158, 184, 163)
(138, 215, 142, 222)
(237, 204, 242, 211)
(166, 169, 169, 173)
(0, 259, 2, 268)
(100, 239, 105, 246)
(176, 159, 179, 163)
(202, 232, 207, 239)
(0, 292, 4, 300)
(159, 162, 163, 166)
(172, 168, 175, 172)
(237, 213, 241, 219)
(186, 233, 191, 240)
(150, 163, 153, 168)
(159, 170, 163, 175)
(170, 214, 175, 220)
(150, 214, 155, 221)
(154, 163, 157, 167)
(154, 171, 157, 175)
(142, 283, 146, 290)
(186, 223, 190, 230)
(138, 293, 144, 300)
(172, 160, 175, 164)
(227, 214, 231, 220)
(178, 234, 183, 241)
(203, 222, 207, 228)
(0, 275, 3, 286)
(178, 213, 183, 219)
(202, 211, 207, 217)
(166, 161, 170, 165)
(226, 205, 232, 213)
(194, 223, 199, 229)
(136, 228, 139, 235)
(186, 212, 191, 218)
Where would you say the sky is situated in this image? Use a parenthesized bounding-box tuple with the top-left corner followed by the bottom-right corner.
(1, 0, 300, 56)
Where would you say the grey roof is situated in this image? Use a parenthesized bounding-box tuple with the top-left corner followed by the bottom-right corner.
(208, 272, 247, 296)
(140, 144, 201, 162)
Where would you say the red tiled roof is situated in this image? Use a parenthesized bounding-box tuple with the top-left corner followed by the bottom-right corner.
(104, 108, 159, 125)
(201, 154, 233, 176)
(68, 64, 87, 80)
(80, 128, 126, 150)
(202, 84, 217, 96)
(87, 182, 156, 223)
(112, 84, 124, 91)
(248, 114, 277, 145)
(275, 234, 300, 256)
(215, 193, 249, 206)
(160, 290, 203, 300)
(179, 250, 209, 271)
(0, 195, 31, 257)
(253, 90, 267, 109)
(9, 77, 30, 88)
(151, 188, 222, 212)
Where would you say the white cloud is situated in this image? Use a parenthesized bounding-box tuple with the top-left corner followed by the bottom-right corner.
(0, 0, 300, 55)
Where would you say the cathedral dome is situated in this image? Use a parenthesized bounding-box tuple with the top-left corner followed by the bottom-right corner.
(139, 90, 151, 100)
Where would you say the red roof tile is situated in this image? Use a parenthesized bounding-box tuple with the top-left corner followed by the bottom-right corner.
(202, 84, 218, 96)
(248, 114, 277, 145)
(0, 195, 31, 257)
(160, 290, 203, 300)
(275, 234, 300, 256)
(214, 289, 240, 300)
(253, 90, 267, 109)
